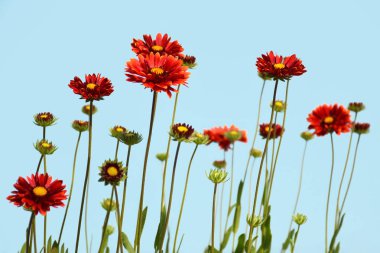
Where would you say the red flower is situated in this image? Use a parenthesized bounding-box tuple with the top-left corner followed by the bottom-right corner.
(68, 73, 114, 101)
(125, 53, 190, 97)
(7, 173, 67, 216)
(204, 125, 247, 151)
(259, 123, 284, 139)
(256, 51, 306, 81)
(307, 104, 352, 136)
(131, 33, 184, 58)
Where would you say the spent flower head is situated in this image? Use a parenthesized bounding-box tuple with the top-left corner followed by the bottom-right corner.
(293, 213, 308, 225)
(82, 104, 98, 115)
(213, 160, 227, 169)
(98, 160, 126, 186)
(34, 140, 58, 155)
(110, 125, 128, 139)
(246, 215, 264, 228)
(300, 131, 314, 141)
(348, 102, 365, 113)
(190, 132, 209, 145)
(101, 198, 117, 212)
(271, 100, 286, 113)
(33, 112, 57, 127)
(207, 169, 228, 184)
(353, 122, 370, 135)
(120, 130, 143, 146)
(72, 120, 89, 132)
(170, 123, 195, 142)
(156, 153, 168, 162)
(250, 148, 263, 158)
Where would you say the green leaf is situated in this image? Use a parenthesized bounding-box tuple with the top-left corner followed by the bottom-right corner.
(122, 232, 135, 253)
(234, 233, 245, 253)
(154, 206, 167, 251)
(258, 207, 272, 253)
(165, 231, 171, 253)
(106, 247, 110, 253)
(220, 225, 233, 250)
(329, 214, 345, 252)
(204, 245, 220, 253)
(47, 236, 52, 251)
(141, 206, 148, 232)
(228, 203, 237, 216)
(232, 204, 242, 233)
(281, 229, 295, 251)
(19, 243, 26, 253)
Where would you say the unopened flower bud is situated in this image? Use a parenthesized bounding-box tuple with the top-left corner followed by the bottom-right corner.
(156, 153, 168, 162)
(300, 131, 314, 141)
(293, 213, 307, 225)
(348, 102, 365, 113)
(213, 160, 226, 169)
(207, 169, 228, 184)
(101, 198, 117, 212)
(250, 148, 262, 158)
(246, 215, 263, 228)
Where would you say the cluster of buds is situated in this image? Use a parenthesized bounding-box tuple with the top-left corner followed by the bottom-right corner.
(246, 215, 264, 228)
(72, 120, 89, 132)
(34, 139, 58, 155)
(98, 160, 127, 186)
(82, 104, 98, 115)
(270, 100, 286, 113)
(33, 112, 57, 127)
(207, 168, 228, 184)
(292, 213, 307, 225)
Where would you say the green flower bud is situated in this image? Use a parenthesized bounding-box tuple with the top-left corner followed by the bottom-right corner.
(190, 132, 209, 145)
(82, 104, 98, 115)
(270, 100, 286, 113)
(246, 215, 264, 228)
(224, 130, 242, 142)
(348, 102, 365, 113)
(212, 160, 226, 169)
(33, 112, 57, 127)
(156, 153, 168, 162)
(110, 125, 127, 139)
(206, 169, 228, 184)
(293, 213, 307, 225)
(34, 139, 58, 155)
(120, 130, 143, 146)
(353, 123, 370, 135)
(250, 148, 262, 158)
(300, 131, 314, 141)
(72, 120, 89, 132)
(101, 198, 117, 212)
(105, 225, 115, 235)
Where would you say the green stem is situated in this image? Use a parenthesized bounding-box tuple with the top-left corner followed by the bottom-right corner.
(120, 146, 132, 234)
(334, 113, 357, 228)
(58, 132, 82, 244)
(114, 187, 124, 253)
(340, 134, 362, 214)
(75, 100, 94, 253)
(42, 126, 47, 253)
(32, 218, 37, 253)
(26, 213, 35, 253)
(291, 225, 301, 253)
(161, 87, 181, 212)
(85, 171, 90, 253)
(98, 188, 115, 253)
(173, 144, 198, 253)
(247, 79, 279, 252)
(134, 92, 158, 253)
(325, 134, 335, 253)
(115, 139, 120, 160)
(211, 183, 218, 253)
(158, 141, 182, 252)
(245, 158, 256, 235)
(223, 144, 235, 240)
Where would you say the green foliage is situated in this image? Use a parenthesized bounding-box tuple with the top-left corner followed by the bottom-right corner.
(281, 229, 295, 251)
(154, 206, 167, 251)
(329, 214, 345, 253)
(220, 225, 233, 250)
(121, 232, 135, 253)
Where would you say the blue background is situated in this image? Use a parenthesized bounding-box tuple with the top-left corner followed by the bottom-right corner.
(0, 0, 378, 252)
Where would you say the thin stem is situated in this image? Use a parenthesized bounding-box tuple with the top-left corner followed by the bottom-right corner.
(114, 187, 124, 253)
(161, 87, 181, 212)
(287, 141, 308, 234)
(245, 158, 256, 235)
(34, 155, 44, 175)
(173, 144, 198, 253)
(85, 171, 90, 253)
(44, 216, 47, 253)
(211, 183, 218, 253)
(134, 92, 158, 252)
(98, 187, 115, 253)
(325, 134, 335, 253)
(120, 146, 132, 232)
(75, 100, 94, 253)
(340, 134, 362, 214)
(334, 113, 357, 228)
(219, 178, 225, 246)
(291, 225, 301, 253)
(32, 218, 37, 253)
(159, 142, 182, 252)
(42, 127, 47, 253)
(247, 79, 279, 252)
(26, 213, 35, 253)
(58, 132, 82, 244)
(223, 144, 235, 240)
(115, 139, 120, 160)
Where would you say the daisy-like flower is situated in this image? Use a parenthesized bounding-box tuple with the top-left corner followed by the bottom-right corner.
(204, 125, 248, 151)
(180, 55, 197, 69)
(98, 160, 126, 186)
(82, 104, 98, 115)
(259, 123, 284, 139)
(307, 104, 352, 136)
(7, 173, 67, 216)
(125, 52, 190, 97)
(69, 73, 114, 101)
(33, 112, 57, 127)
(34, 139, 58, 155)
(131, 33, 184, 58)
(170, 123, 195, 142)
(120, 130, 143, 146)
(72, 120, 89, 132)
(353, 122, 370, 135)
(256, 51, 306, 81)
(110, 125, 128, 139)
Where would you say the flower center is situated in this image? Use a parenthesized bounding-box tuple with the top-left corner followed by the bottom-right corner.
(40, 114, 48, 119)
(196, 133, 203, 138)
(324, 116, 334, 124)
(116, 127, 124, 133)
(177, 126, 188, 133)
(230, 131, 239, 136)
(86, 83, 97, 90)
(41, 142, 51, 148)
(33, 186, 47, 197)
(151, 67, 164, 75)
(107, 166, 119, 176)
(275, 101, 283, 108)
(151, 45, 163, 52)
(85, 105, 91, 110)
(265, 126, 270, 132)
(273, 63, 285, 69)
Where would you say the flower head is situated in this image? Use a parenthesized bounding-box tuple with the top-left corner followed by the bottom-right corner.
(98, 160, 126, 186)
(156, 153, 168, 162)
(125, 53, 190, 98)
(293, 213, 308, 225)
(246, 215, 264, 228)
(101, 198, 117, 212)
(120, 130, 143, 146)
(250, 148, 263, 158)
(204, 125, 247, 151)
(307, 104, 352, 136)
(348, 102, 365, 113)
(180, 55, 197, 69)
(33, 112, 57, 127)
(34, 140, 58, 155)
(170, 123, 195, 142)
(7, 173, 67, 215)
(270, 100, 286, 113)
(213, 160, 227, 169)
(72, 120, 89, 132)
(207, 169, 228, 184)
(300, 131, 314, 141)
(256, 51, 306, 81)
(82, 104, 98, 115)
(259, 123, 284, 139)
(353, 122, 370, 135)
(69, 73, 114, 101)
(190, 132, 209, 145)
(131, 33, 184, 58)
(110, 125, 128, 139)
(106, 225, 115, 235)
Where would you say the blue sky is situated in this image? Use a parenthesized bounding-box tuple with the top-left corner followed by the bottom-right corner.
(0, 0, 379, 252)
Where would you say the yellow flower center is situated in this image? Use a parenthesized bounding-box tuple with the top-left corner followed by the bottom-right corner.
(79, 120, 85, 124)
(196, 133, 203, 138)
(177, 126, 188, 133)
(265, 126, 270, 132)
(33, 186, 47, 197)
(41, 142, 51, 148)
(275, 101, 283, 108)
(229, 130, 239, 136)
(107, 166, 119, 176)
(151, 67, 164, 75)
(273, 63, 285, 69)
(151, 45, 163, 52)
(85, 105, 91, 110)
(324, 116, 334, 124)
(40, 114, 48, 119)
(86, 83, 97, 90)
(116, 127, 124, 133)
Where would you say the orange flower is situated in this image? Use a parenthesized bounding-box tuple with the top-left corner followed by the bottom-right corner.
(131, 33, 184, 58)
(68, 73, 114, 101)
(125, 53, 190, 97)
(307, 104, 352, 136)
(204, 125, 247, 151)
(7, 173, 67, 216)
(259, 123, 284, 139)
(256, 51, 306, 81)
